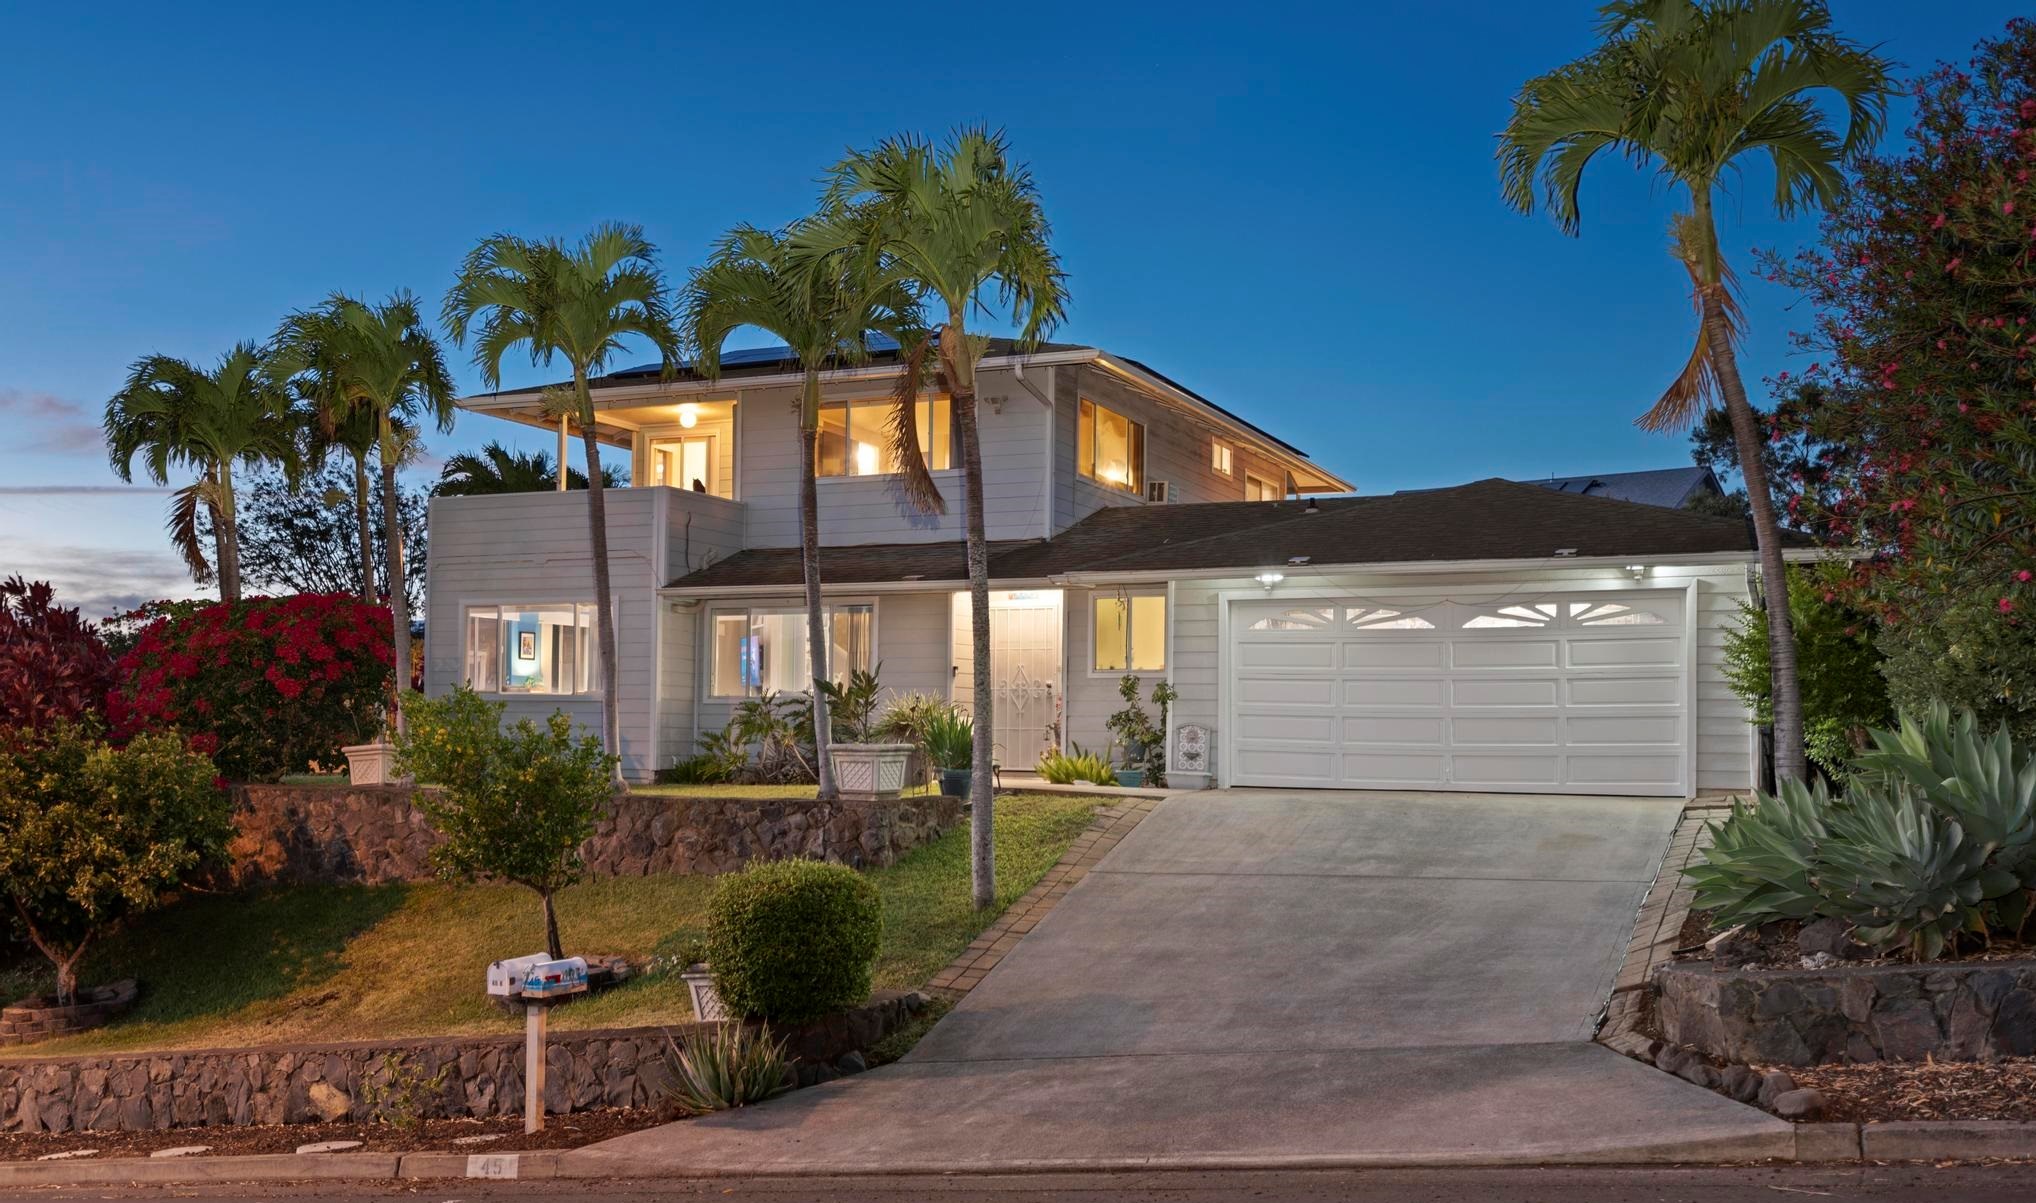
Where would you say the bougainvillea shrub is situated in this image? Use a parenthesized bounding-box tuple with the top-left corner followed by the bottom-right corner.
(1763, 19, 2036, 732)
(111, 593, 393, 782)
(0, 577, 116, 738)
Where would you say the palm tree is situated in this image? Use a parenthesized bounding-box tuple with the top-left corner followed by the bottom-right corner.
(105, 344, 300, 601)
(679, 224, 924, 802)
(292, 371, 384, 601)
(1497, 0, 1891, 783)
(795, 130, 1068, 907)
(274, 293, 456, 726)
(435, 441, 614, 496)
(442, 224, 681, 772)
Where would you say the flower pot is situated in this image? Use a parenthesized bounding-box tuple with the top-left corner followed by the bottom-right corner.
(829, 743, 915, 802)
(939, 767, 972, 801)
(1115, 768, 1146, 788)
(340, 741, 409, 786)
(680, 964, 730, 1021)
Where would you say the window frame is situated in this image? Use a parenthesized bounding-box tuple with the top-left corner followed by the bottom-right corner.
(646, 432, 721, 494)
(458, 600, 604, 698)
(1211, 439, 1234, 477)
(1088, 590, 1167, 676)
(1077, 397, 1145, 494)
(814, 396, 953, 480)
(1244, 471, 1282, 501)
(704, 597, 880, 701)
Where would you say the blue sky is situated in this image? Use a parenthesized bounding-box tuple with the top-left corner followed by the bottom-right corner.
(0, 1, 1991, 616)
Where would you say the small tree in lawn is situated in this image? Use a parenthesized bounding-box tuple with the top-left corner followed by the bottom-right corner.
(0, 724, 230, 1004)
(397, 688, 616, 960)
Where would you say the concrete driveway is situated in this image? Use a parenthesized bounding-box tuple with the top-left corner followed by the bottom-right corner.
(572, 791, 1789, 1173)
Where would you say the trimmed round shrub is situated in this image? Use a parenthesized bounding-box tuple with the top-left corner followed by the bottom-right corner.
(705, 859, 882, 1024)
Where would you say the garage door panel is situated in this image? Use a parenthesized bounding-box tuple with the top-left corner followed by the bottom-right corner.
(1452, 678, 1559, 708)
(1451, 640, 1559, 669)
(1344, 678, 1445, 707)
(1568, 637, 1680, 668)
(1343, 715, 1446, 745)
(1230, 590, 1687, 796)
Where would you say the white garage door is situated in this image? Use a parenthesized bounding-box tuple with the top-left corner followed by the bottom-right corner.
(1228, 590, 1687, 796)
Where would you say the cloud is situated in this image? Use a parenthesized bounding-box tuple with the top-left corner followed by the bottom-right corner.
(0, 539, 205, 622)
(0, 485, 170, 495)
(0, 388, 105, 455)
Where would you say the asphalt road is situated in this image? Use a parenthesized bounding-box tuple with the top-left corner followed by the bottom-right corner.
(7, 1167, 2036, 1202)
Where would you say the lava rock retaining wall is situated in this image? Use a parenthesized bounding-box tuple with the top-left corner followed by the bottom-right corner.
(227, 785, 961, 886)
(0, 992, 922, 1134)
(1655, 959, 2036, 1066)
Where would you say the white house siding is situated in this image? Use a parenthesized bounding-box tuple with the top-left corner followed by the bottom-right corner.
(737, 375, 1050, 549)
(1157, 563, 1757, 795)
(1058, 586, 1166, 763)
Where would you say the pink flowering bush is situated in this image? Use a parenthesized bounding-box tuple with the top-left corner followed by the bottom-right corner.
(110, 593, 393, 782)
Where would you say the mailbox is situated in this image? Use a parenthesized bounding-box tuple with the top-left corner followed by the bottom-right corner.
(486, 953, 551, 998)
(519, 957, 589, 1000)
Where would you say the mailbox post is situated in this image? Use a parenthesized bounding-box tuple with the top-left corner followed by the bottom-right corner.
(488, 955, 587, 1133)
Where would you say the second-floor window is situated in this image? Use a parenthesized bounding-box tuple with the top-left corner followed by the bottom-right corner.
(650, 435, 716, 493)
(1244, 472, 1282, 501)
(1212, 440, 1234, 476)
(1078, 398, 1144, 492)
(818, 398, 952, 477)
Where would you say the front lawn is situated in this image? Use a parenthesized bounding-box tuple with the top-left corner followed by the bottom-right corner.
(16, 793, 1098, 1054)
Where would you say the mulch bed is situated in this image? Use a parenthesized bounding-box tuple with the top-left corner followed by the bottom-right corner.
(0, 1108, 667, 1162)
(1774, 1058, 2036, 1124)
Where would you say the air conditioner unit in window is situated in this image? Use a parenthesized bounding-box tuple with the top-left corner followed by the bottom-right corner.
(1145, 480, 1173, 503)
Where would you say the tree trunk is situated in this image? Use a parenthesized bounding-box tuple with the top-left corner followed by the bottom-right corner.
(575, 372, 624, 788)
(800, 373, 838, 801)
(16, 908, 86, 1007)
(354, 450, 377, 602)
(1695, 209, 1806, 783)
(215, 461, 242, 603)
(946, 321, 996, 910)
(541, 890, 563, 961)
(380, 418, 411, 733)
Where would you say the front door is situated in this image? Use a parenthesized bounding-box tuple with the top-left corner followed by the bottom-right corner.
(965, 590, 1063, 770)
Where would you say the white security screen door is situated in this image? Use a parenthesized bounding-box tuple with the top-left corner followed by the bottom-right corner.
(975, 590, 1063, 769)
(1228, 590, 1687, 796)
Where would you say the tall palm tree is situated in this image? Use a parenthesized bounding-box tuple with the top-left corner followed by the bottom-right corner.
(1497, 0, 1891, 783)
(795, 130, 1068, 908)
(293, 373, 384, 602)
(105, 344, 300, 602)
(435, 441, 612, 496)
(442, 224, 681, 772)
(679, 224, 923, 802)
(274, 292, 456, 726)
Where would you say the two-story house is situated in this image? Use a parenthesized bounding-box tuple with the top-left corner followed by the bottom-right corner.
(426, 340, 1806, 798)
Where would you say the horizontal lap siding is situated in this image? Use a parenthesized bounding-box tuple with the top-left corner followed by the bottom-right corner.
(1060, 586, 1167, 762)
(1162, 564, 1756, 794)
(424, 490, 661, 781)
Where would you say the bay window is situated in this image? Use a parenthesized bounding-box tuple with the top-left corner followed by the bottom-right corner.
(1093, 593, 1165, 673)
(1078, 398, 1144, 492)
(816, 398, 951, 477)
(709, 603, 874, 698)
(462, 603, 599, 695)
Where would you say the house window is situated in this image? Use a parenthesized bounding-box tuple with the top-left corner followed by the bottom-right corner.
(1244, 472, 1282, 501)
(1212, 440, 1234, 476)
(1093, 593, 1165, 672)
(709, 603, 874, 698)
(816, 398, 951, 477)
(1078, 398, 1144, 492)
(462, 603, 599, 695)
(649, 435, 716, 493)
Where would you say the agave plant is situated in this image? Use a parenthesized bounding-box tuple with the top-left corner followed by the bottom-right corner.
(655, 1023, 789, 1116)
(1813, 780, 2015, 961)
(1684, 776, 1835, 928)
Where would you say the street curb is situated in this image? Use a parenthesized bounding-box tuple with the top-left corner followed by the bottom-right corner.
(0, 1151, 403, 1185)
(1862, 1121, 2036, 1161)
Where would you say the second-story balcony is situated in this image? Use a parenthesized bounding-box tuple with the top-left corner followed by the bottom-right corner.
(459, 388, 741, 500)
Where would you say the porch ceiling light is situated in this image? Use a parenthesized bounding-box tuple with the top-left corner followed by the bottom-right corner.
(678, 402, 699, 429)
(1255, 571, 1284, 592)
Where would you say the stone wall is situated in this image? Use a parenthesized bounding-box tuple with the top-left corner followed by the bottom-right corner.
(0, 993, 922, 1134)
(228, 785, 962, 886)
(1655, 960, 2036, 1066)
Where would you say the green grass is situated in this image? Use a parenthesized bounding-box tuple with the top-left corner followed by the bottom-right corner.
(19, 793, 1099, 1054)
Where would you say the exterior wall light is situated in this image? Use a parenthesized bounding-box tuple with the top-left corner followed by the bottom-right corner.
(1626, 564, 1648, 580)
(1255, 572, 1284, 591)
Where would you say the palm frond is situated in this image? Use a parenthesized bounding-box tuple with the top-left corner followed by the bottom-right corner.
(166, 476, 221, 584)
(1638, 212, 1745, 433)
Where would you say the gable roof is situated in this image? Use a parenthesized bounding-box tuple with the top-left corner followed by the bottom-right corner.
(667, 478, 1807, 591)
(1516, 466, 1722, 509)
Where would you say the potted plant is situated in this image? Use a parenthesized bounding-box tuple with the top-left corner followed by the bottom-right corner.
(1105, 675, 1176, 790)
(922, 708, 976, 801)
(670, 939, 731, 1022)
(819, 666, 914, 801)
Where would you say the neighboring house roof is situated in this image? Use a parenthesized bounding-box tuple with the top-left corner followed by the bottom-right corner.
(667, 478, 1807, 590)
(1514, 467, 1722, 509)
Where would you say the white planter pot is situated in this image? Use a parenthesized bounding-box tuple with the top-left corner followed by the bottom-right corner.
(829, 743, 915, 802)
(340, 741, 409, 786)
(681, 965, 730, 1021)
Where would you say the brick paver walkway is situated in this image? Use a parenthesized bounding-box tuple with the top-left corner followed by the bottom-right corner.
(925, 795, 1163, 998)
(1598, 802, 1726, 1055)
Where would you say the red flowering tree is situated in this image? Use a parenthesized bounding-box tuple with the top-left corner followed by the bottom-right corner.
(0, 578, 116, 738)
(1765, 19, 2036, 732)
(110, 593, 393, 782)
